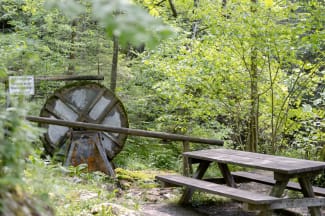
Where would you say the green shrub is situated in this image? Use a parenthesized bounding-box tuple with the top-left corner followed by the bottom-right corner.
(0, 99, 41, 192)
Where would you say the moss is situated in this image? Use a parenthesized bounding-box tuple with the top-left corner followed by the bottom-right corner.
(115, 168, 154, 182)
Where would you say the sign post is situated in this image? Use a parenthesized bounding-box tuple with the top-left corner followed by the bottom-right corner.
(8, 76, 35, 95)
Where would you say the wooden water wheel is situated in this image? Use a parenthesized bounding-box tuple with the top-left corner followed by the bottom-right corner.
(39, 82, 128, 163)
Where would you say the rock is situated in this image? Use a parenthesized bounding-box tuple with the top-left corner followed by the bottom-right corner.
(79, 191, 98, 200)
(120, 180, 132, 190)
(71, 176, 83, 184)
(144, 194, 159, 203)
(91, 202, 141, 216)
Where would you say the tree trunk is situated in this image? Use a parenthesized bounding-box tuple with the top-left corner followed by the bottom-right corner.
(110, 36, 118, 93)
(247, 49, 258, 152)
(191, 0, 199, 39)
(247, 0, 258, 152)
(67, 19, 77, 74)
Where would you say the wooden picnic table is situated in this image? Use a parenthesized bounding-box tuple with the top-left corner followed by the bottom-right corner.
(156, 148, 325, 216)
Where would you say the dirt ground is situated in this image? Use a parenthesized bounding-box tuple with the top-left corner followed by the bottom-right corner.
(141, 202, 256, 216)
(137, 183, 260, 216)
(135, 182, 325, 216)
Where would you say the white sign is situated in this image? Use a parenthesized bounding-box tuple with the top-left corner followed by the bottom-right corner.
(9, 76, 35, 95)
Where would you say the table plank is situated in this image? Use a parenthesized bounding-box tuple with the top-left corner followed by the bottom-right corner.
(183, 149, 325, 175)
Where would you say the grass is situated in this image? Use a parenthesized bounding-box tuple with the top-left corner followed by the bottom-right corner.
(22, 152, 175, 216)
(23, 155, 120, 216)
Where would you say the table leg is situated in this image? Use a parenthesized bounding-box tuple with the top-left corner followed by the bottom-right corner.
(298, 177, 322, 216)
(270, 178, 289, 197)
(218, 163, 236, 187)
(179, 160, 211, 205)
(267, 175, 290, 216)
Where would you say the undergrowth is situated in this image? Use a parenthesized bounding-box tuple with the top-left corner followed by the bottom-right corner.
(24, 155, 119, 216)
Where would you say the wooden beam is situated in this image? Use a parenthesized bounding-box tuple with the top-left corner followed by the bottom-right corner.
(1, 75, 104, 83)
(35, 75, 104, 81)
(270, 198, 325, 209)
(26, 116, 224, 146)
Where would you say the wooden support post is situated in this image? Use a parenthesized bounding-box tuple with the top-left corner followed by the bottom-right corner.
(218, 163, 236, 187)
(179, 160, 211, 205)
(270, 179, 289, 197)
(64, 141, 76, 167)
(96, 135, 116, 177)
(298, 177, 322, 216)
(183, 141, 190, 176)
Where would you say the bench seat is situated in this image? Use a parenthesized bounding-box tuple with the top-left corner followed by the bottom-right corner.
(232, 171, 325, 197)
(156, 174, 325, 210)
(156, 174, 280, 205)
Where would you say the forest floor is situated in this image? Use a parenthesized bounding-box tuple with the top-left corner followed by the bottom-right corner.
(22, 165, 325, 216)
(82, 169, 325, 216)
(123, 182, 309, 216)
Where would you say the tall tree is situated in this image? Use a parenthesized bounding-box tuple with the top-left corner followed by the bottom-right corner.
(110, 36, 119, 93)
(247, 0, 259, 152)
(130, 0, 324, 154)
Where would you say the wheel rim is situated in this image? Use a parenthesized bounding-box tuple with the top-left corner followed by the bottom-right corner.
(39, 82, 128, 160)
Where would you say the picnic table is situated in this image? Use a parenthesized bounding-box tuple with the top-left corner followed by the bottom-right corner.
(156, 148, 325, 216)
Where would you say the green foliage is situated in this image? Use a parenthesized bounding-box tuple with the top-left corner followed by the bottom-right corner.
(149, 147, 179, 170)
(24, 155, 119, 216)
(114, 137, 182, 172)
(0, 99, 41, 191)
(125, 0, 325, 154)
(45, 0, 174, 48)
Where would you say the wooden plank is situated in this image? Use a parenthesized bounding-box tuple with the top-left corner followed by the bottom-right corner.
(26, 116, 224, 145)
(156, 174, 281, 205)
(269, 197, 325, 209)
(35, 75, 104, 81)
(1, 75, 105, 83)
(232, 171, 325, 196)
(183, 149, 325, 175)
(95, 134, 116, 177)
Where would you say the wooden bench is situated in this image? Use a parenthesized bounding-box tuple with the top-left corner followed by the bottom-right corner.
(156, 174, 325, 215)
(232, 171, 325, 197)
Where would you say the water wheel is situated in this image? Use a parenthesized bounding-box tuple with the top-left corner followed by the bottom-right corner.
(39, 82, 128, 173)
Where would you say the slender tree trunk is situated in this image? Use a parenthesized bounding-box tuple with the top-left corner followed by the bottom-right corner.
(247, 0, 258, 152)
(247, 49, 258, 152)
(268, 54, 276, 154)
(191, 0, 199, 39)
(110, 36, 118, 93)
(67, 19, 77, 74)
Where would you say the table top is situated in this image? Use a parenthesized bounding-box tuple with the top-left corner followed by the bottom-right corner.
(183, 148, 325, 175)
